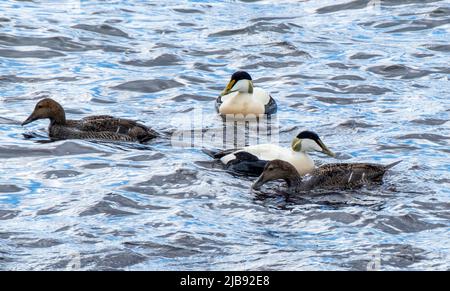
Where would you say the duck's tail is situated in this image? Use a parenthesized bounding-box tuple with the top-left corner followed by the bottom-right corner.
(384, 160, 402, 170)
(137, 127, 160, 143)
(201, 148, 238, 159)
(202, 148, 220, 158)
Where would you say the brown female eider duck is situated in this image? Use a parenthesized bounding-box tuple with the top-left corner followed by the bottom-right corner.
(252, 159, 402, 192)
(22, 98, 158, 142)
(216, 71, 277, 115)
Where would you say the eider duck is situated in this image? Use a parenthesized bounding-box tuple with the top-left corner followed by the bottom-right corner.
(252, 159, 402, 191)
(22, 98, 158, 142)
(216, 71, 277, 115)
(207, 131, 335, 176)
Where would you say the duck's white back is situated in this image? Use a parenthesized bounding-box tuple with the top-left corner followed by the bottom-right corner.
(221, 144, 315, 175)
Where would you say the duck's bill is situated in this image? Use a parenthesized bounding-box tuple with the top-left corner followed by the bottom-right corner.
(251, 174, 266, 190)
(318, 139, 336, 157)
(21, 114, 36, 126)
(220, 79, 236, 96)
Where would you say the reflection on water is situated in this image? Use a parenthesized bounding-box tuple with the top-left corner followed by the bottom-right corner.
(0, 0, 449, 270)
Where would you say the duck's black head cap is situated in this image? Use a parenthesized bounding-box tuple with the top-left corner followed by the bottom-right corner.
(296, 130, 320, 141)
(231, 71, 252, 81)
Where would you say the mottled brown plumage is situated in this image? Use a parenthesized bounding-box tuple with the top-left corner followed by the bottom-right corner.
(22, 98, 158, 142)
(252, 159, 401, 192)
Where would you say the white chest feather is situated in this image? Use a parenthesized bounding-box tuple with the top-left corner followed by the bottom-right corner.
(220, 144, 315, 175)
(219, 88, 270, 115)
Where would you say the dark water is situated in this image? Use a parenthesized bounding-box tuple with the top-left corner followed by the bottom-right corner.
(0, 0, 449, 270)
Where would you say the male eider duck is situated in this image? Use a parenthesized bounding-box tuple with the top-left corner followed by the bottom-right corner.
(208, 131, 335, 176)
(252, 159, 402, 191)
(22, 98, 158, 142)
(216, 71, 277, 115)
